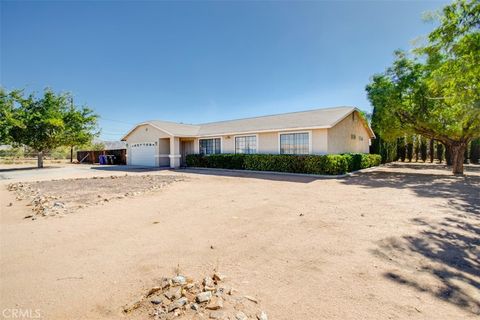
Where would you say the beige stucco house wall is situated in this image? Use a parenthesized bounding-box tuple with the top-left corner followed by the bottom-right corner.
(327, 111, 370, 154)
(122, 107, 375, 168)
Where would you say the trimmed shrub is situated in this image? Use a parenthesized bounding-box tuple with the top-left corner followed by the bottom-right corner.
(186, 153, 381, 175)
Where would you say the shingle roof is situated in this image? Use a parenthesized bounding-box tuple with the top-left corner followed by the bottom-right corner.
(198, 106, 355, 136)
(122, 106, 374, 140)
(147, 120, 201, 136)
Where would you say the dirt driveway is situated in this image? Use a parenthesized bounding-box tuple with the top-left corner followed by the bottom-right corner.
(0, 163, 478, 319)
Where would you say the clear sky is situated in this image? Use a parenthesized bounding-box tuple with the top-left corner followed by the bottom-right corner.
(1, 0, 448, 140)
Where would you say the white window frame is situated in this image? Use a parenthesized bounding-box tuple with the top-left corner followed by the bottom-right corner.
(234, 134, 258, 154)
(199, 137, 223, 154)
(277, 131, 312, 155)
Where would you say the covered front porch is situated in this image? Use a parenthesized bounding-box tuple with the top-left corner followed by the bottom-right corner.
(159, 137, 196, 168)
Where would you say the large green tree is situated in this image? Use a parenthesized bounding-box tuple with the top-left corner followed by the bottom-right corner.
(366, 0, 479, 174)
(1, 88, 98, 168)
(62, 102, 99, 162)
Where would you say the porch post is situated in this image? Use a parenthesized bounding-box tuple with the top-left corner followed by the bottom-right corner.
(169, 137, 181, 168)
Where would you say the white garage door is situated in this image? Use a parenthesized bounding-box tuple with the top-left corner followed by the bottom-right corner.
(130, 142, 156, 166)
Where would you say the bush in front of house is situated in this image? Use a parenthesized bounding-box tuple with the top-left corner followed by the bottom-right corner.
(186, 153, 381, 175)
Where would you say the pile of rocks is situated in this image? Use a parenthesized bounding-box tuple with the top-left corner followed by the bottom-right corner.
(7, 175, 184, 219)
(7, 183, 65, 218)
(124, 272, 268, 320)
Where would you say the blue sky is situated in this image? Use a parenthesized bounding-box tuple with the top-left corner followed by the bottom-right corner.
(1, 0, 448, 140)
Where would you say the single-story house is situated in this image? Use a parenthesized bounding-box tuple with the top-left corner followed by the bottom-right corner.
(121, 106, 375, 168)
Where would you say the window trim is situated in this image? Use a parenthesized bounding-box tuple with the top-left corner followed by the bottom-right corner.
(277, 131, 312, 155)
(198, 137, 223, 155)
(234, 134, 258, 154)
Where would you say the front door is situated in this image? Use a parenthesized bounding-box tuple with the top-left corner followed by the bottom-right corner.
(180, 140, 194, 167)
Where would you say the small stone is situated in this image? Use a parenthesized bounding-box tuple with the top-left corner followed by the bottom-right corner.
(151, 299, 162, 305)
(196, 291, 212, 303)
(257, 311, 268, 320)
(24, 215, 33, 219)
(205, 297, 223, 310)
(244, 296, 258, 304)
(191, 303, 200, 311)
(167, 297, 188, 312)
(53, 201, 65, 208)
(235, 312, 248, 320)
(172, 275, 187, 286)
(213, 272, 226, 282)
(209, 310, 225, 319)
(160, 277, 172, 289)
(203, 277, 215, 290)
(8, 202, 13, 207)
(182, 289, 195, 302)
(146, 286, 162, 297)
(164, 286, 182, 300)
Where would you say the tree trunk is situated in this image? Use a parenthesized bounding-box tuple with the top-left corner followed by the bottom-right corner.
(37, 151, 44, 168)
(429, 139, 434, 163)
(451, 143, 467, 175)
(445, 145, 452, 165)
(70, 146, 73, 163)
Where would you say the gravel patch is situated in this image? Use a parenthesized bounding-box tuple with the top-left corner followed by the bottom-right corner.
(7, 174, 185, 218)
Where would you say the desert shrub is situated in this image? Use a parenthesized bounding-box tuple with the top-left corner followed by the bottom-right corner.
(186, 153, 381, 175)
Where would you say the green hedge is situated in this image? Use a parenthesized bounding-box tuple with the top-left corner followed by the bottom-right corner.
(186, 153, 381, 175)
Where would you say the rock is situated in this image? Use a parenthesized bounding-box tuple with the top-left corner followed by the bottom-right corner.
(172, 275, 187, 286)
(24, 215, 33, 219)
(209, 310, 225, 319)
(213, 272, 226, 282)
(146, 286, 162, 297)
(203, 277, 216, 290)
(167, 297, 188, 312)
(191, 303, 200, 311)
(8, 202, 13, 207)
(257, 312, 268, 320)
(151, 299, 162, 305)
(53, 201, 65, 208)
(205, 297, 223, 310)
(164, 286, 182, 300)
(196, 291, 212, 303)
(123, 299, 142, 313)
(160, 277, 172, 289)
(235, 312, 248, 320)
(244, 296, 258, 304)
(182, 290, 195, 302)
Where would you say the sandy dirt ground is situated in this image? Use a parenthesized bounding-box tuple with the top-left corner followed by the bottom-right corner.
(0, 162, 478, 320)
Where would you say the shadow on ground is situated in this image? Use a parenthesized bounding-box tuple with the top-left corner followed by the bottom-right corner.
(89, 165, 171, 173)
(344, 164, 480, 314)
(0, 166, 60, 173)
(179, 168, 324, 183)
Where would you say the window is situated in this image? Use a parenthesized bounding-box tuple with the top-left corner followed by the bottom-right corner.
(199, 138, 221, 155)
(280, 132, 309, 154)
(235, 136, 257, 154)
(359, 136, 364, 141)
(351, 134, 356, 140)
